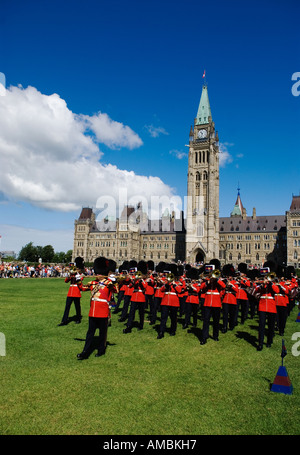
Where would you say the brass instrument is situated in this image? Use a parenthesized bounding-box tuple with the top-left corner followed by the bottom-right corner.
(166, 272, 175, 282)
(210, 269, 221, 279)
(266, 271, 276, 281)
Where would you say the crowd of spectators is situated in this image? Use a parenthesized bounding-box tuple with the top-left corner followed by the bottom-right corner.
(0, 263, 94, 278)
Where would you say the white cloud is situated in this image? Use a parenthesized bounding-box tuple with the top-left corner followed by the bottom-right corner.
(219, 142, 234, 167)
(144, 124, 169, 138)
(0, 85, 175, 213)
(169, 149, 188, 160)
(81, 112, 143, 149)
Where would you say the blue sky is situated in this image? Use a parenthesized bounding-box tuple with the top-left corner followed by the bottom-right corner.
(0, 0, 299, 254)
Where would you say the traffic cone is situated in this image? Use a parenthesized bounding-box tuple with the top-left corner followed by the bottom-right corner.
(271, 366, 293, 395)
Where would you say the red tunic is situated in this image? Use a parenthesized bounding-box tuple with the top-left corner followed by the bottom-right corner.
(257, 283, 280, 313)
(160, 283, 182, 307)
(201, 279, 226, 308)
(185, 283, 200, 304)
(130, 280, 147, 303)
(65, 276, 82, 298)
(222, 281, 238, 305)
(236, 277, 251, 300)
(83, 280, 116, 318)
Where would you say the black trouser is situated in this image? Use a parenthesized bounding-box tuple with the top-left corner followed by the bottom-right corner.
(114, 290, 125, 311)
(145, 294, 153, 311)
(258, 311, 276, 346)
(202, 306, 221, 341)
(222, 303, 237, 331)
(159, 305, 178, 335)
(179, 296, 186, 316)
(126, 301, 145, 328)
(276, 306, 288, 335)
(150, 296, 161, 324)
(120, 295, 131, 319)
(236, 299, 249, 324)
(184, 302, 199, 326)
(82, 317, 108, 355)
(61, 296, 81, 323)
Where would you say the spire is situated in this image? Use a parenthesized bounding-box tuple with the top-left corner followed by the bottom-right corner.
(231, 185, 244, 217)
(196, 83, 212, 125)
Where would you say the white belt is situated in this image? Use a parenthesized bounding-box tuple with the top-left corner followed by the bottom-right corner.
(260, 296, 274, 300)
(165, 292, 177, 295)
(92, 298, 108, 302)
(206, 291, 219, 295)
(70, 284, 78, 287)
(134, 290, 144, 292)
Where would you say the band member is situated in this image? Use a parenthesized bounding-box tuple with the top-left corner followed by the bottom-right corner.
(118, 278, 133, 322)
(200, 271, 226, 344)
(123, 275, 147, 333)
(149, 275, 165, 325)
(77, 275, 117, 359)
(113, 274, 129, 314)
(144, 275, 155, 313)
(274, 278, 289, 336)
(58, 269, 83, 326)
(236, 274, 251, 324)
(255, 274, 280, 351)
(157, 275, 182, 339)
(183, 278, 200, 329)
(221, 277, 238, 332)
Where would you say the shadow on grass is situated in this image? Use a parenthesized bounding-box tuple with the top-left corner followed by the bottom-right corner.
(235, 330, 257, 348)
(74, 337, 116, 358)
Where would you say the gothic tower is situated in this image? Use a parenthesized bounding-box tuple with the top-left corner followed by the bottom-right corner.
(185, 83, 220, 263)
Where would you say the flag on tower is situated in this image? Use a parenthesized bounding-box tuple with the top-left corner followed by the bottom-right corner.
(202, 70, 206, 78)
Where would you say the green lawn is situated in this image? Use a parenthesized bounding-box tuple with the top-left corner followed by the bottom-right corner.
(0, 277, 299, 435)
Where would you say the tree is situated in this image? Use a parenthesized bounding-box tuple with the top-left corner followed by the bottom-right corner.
(41, 245, 55, 262)
(18, 242, 38, 262)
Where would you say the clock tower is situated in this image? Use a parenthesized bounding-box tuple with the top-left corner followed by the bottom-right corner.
(185, 83, 220, 263)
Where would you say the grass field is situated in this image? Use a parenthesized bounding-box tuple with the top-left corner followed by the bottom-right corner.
(0, 277, 299, 435)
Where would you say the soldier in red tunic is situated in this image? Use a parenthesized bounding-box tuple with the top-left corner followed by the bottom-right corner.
(157, 275, 183, 339)
(255, 273, 280, 351)
(77, 276, 117, 359)
(123, 274, 147, 333)
(221, 277, 238, 333)
(58, 269, 83, 326)
(200, 270, 226, 344)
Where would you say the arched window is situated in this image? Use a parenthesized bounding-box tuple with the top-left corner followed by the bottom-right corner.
(203, 171, 208, 181)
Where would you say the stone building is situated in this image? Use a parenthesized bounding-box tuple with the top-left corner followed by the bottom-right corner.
(286, 195, 300, 268)
(72, 83, 298, 270)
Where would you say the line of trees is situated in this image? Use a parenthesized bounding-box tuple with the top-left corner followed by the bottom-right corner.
(18, 242, 72, 263)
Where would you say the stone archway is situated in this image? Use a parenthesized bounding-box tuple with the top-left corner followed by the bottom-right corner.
(195, 249, 205, 264)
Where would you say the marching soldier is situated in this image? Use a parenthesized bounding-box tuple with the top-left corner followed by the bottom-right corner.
(255, 273, 280, 351)
(123, 275, 147, 333)
(149, 274, 165, 325)
(236, 274, 251, 324)
(77, 275, 117, 359)
(221, 277, 238, 332)
(200, 270, 226, 344)
(157, 275, 182, 339)
(183, 278, 200, 329)
(58, 269, 83, 326)
(274, 278, 289, 336)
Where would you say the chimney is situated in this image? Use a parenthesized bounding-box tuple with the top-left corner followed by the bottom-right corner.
(252, 207, 256, 220)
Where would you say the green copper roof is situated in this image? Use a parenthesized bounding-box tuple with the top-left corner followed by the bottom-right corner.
(196, 85, 212, 125)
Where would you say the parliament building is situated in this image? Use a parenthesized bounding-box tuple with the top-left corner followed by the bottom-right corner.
(73, 84, 300, 270)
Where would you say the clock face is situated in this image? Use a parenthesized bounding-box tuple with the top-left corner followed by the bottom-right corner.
(197, 129, 207, 139)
